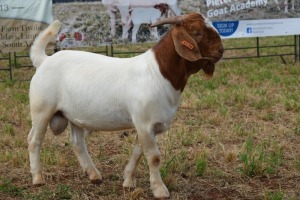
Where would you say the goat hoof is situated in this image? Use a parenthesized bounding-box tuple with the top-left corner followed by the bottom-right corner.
(91, 179, 102, 185)
(32, 174, 45, 186)
(122, 178, 136, 189)
(153, 185, 170, 199)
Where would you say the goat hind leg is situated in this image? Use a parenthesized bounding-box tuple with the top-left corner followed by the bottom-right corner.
(123, 135, 143, 188)
(70, 123, 102, 184)
(131, 24, 140, 43)
(28, 120, 48, 186)
(118, 6, 131, 40)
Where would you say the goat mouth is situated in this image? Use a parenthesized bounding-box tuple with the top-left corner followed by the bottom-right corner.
(200, 55, 222, 64)
(208, 55, 223, 63)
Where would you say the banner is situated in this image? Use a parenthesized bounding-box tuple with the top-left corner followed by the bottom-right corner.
(53, 0, 300, 48)
(1, 0, 299, 51)
(202, 0, 300, 38)
(0, 0, 53, 52)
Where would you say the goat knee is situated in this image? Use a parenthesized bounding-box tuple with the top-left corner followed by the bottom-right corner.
(50, 112, 68, 135)
(151, 155, 160, 167)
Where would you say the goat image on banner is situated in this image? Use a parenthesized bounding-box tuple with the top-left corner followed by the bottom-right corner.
(52, 0, 199, 47)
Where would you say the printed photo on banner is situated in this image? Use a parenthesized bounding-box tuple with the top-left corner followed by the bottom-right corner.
(52, 0, 200, 47)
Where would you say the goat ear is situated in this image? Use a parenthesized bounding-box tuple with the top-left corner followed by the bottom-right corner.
(171, 26, 202, 61)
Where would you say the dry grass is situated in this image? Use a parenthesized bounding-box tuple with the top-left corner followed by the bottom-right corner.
(0, 38, 300, 199)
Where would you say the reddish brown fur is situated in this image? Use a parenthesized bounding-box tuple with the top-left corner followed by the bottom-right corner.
(152, 155, 161, 167)
(153, 13, 224, 91)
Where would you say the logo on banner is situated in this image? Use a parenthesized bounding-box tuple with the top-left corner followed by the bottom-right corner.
(246, 27, 253, 34)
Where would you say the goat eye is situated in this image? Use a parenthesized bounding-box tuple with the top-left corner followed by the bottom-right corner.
(193, 32, 201, 37)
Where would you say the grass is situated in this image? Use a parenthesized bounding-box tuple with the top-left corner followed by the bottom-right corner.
(238, 138, 284, 176)
(1, 36, 300, 199)
(0, 178, 25, 197)
(196, 152, 208, 177)
(263, 189, 285, 200)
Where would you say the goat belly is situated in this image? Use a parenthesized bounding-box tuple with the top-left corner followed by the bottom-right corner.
(71, 117, 134, 131)
(59, 96, 134, 131)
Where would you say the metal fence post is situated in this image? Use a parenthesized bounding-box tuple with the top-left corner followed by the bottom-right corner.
(256, 37, 260, 58)
(293, 35, 297, 64)
(9, 52, 12, 80)
(111, 44, 114, 57)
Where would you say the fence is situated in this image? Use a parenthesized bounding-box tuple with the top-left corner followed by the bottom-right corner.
(0, 35, 299, 81)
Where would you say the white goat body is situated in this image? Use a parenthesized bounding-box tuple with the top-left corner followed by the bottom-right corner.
(130, 5, 168, 42)
(102, 0, 180, 39)
(31, 50, 180, 131)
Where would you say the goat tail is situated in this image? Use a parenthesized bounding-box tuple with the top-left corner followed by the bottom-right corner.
(30, 20, 61, 68)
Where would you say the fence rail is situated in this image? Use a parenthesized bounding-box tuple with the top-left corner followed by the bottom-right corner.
(0, 35, 299, 81)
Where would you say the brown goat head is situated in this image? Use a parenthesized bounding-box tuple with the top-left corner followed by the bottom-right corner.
(154, 3, 169, 15)
(152, 13, 224, 64)
(152, 13, 224, 91)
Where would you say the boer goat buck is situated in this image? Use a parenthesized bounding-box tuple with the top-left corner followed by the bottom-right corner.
(28, 13, 224, 198)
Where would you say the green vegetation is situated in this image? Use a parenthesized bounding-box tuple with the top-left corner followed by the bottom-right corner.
(196, 153, 207, 177)
(238, 138, 284, 176)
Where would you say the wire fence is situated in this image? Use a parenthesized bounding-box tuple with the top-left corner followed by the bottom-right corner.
(0, 35, 299, 82)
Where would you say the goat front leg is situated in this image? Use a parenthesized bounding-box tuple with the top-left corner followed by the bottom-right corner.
(149, 26, 159, 40)
(137, 127, 170, 198)
(70, 123, 102, 184)
(123, 135, 143, 188)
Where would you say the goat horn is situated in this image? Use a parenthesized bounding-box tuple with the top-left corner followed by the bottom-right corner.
(150, 15, 185, 27)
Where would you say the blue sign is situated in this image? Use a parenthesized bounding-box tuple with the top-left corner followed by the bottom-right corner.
(212, 21, 239, 37)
